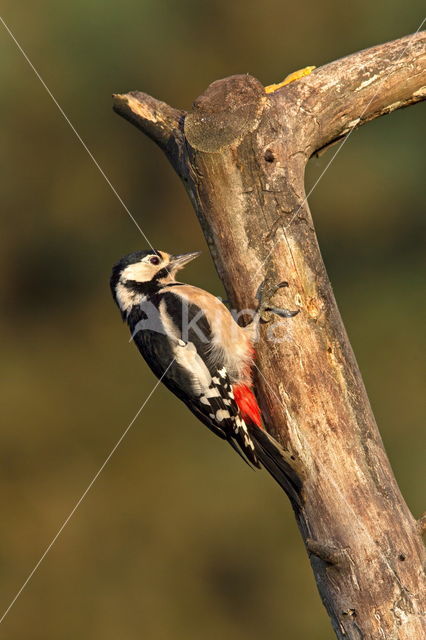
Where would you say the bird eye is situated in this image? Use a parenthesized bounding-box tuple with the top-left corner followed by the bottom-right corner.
(150, 256, 160, 265)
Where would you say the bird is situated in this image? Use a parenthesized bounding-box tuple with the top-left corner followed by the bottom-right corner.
(110, 249, 302, 507)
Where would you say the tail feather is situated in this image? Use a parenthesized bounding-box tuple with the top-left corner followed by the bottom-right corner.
(249, 425, 303, 509)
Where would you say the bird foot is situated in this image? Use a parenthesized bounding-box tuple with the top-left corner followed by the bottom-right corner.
(255, 279, 299, 323)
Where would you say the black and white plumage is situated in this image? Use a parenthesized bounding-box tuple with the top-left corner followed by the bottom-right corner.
(110, 249, 302, 505)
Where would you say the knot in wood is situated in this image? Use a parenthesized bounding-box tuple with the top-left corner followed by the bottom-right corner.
(184, 74, 266, 152)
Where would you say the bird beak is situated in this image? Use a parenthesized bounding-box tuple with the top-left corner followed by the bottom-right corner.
(169, 251, 201, 271)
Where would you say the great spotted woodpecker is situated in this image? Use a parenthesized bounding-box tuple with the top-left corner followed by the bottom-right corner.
(110, 249, 301, 505)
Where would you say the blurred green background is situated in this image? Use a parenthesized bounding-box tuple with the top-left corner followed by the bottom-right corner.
(0, 2, 424, 638)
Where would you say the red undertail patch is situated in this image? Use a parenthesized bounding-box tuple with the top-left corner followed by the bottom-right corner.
(233, 384, 262, 428)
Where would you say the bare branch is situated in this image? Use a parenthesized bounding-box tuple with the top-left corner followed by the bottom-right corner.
(113, 91, 184, 159)
(272, 31, 426, 154)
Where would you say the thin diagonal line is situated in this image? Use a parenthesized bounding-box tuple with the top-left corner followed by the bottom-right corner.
(253, 16, 426, 282)
(0, 359, 174, 625)
(0, 15, 156, 251)
(252, 361, 291, 418)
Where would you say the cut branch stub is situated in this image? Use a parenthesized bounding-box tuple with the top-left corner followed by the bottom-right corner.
(185, 74, 266, 152)
(113, 32, 426, 640)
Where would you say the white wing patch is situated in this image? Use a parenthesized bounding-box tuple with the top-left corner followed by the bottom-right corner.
(234, 416, 255, 450)
(158, 298, 213, 395)
(157, 304, 258, 461)
(173, 340, 212, 393)
(215, 409, 231, 421)
(196, 366, 257, 456)
(205, 387, 220, 398)
(115, 283, 145, 316)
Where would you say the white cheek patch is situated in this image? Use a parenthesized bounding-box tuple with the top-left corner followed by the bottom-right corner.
(122, 262, 154, 282)
(115, 283, 143, 314)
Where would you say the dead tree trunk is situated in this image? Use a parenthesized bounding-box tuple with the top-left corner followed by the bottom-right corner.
(113, 33, 426, 639)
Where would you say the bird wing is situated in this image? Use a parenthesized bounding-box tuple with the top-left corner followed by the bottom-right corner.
(128, 288, 260, 465)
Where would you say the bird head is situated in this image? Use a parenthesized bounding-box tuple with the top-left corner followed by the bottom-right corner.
(110, 249, 201, 314)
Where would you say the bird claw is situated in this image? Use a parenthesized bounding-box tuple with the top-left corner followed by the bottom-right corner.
(255, 278, 299, 323)
(267, 306, 300, 319)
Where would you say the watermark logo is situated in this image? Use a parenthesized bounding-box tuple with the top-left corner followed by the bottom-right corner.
(129, 297, 296, 345)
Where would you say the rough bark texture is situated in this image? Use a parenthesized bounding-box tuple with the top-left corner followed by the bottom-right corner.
(113, 33, 426, 640)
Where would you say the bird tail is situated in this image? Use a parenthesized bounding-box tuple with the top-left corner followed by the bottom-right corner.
(249, 425, 303, 509)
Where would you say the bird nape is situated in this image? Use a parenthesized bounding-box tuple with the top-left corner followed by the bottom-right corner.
(111, 249, 302, 507)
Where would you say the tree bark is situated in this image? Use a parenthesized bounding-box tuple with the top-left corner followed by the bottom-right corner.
(113, 32, 426, 640)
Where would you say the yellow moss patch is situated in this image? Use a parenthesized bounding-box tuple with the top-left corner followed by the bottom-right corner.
(264, 66, 316, 93)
